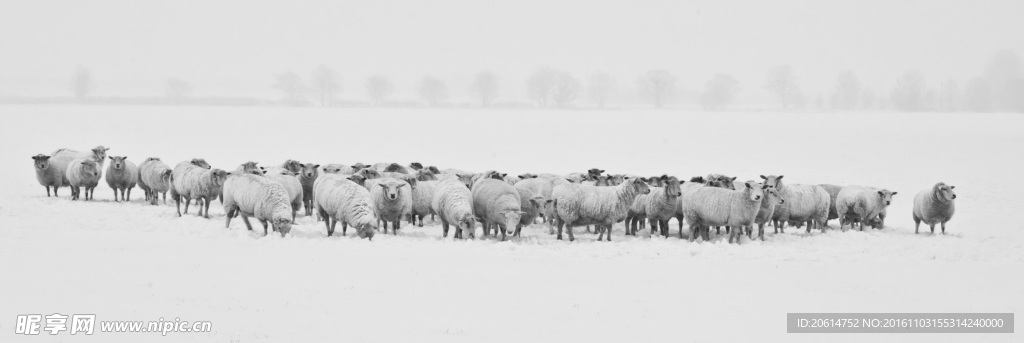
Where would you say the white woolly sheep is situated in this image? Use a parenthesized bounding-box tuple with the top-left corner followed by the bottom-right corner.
(913, 182, 956, 234)
(750, 185, 785, 240)
(279, 159, 303, 174)
(139, 158, 173, 205)
(672, 176, 717, 237)
(409, 180, 438, 227)
(381, 163, 411, 174)
(431, 179, 477, 239)
(472, 178, 523, 241)
(66, 158, 101, 201)
(299, 163, 320, 216)
(514, 187, 550, 236)
(642, 176, 684, 237)
(760, 175, 830, 234)
(50, 146, 109, 186)
(551, 177, 651, 241)
(817, 184, 843, 225)
(222, 173, 293, 237)
(368, 177, 414, 235)
(31, 154, 65, 197)
(835, 186, 897, 231)
(263, 167, 304, 223)
(105, 156, 138, 202)
(189, 158, 212, 169)
(515, 176, 572, 234)
(625, 193, 648, 235)
(236, 161, 262, 175)
(170, 161, 228, 218)
(683, 181, 767, 244)
(320, 163, 356, 175)
(415, 168, 438, 181)
(313, 174, 376, 239)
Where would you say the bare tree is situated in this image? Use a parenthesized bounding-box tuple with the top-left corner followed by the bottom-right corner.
(700, 73, 739, 110)
(526, 67, 557, 107)
(764, 65, 799, 109)
(891, 70, 926, 111)
(309, 65, 341, 107)
(469, 71, 499, 107)
(418, 76, 448, 107)
(550, 72, 582, 107)
(636, 70, 677, 108)
(70, 66, 95, 100)
(365, 75, 393, 106)
(587, 72, 616, 108)
(164, 78, 192, 103)
(273, 72, 307, 106)
(834, 70, 861, 110)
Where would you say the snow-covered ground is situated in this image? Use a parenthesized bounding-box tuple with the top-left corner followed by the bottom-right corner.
(1, 105, 1022, 342)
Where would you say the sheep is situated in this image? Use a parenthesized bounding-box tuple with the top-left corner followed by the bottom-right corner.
(236, 161, 262, 175)
(671, 176, 720, 238)
(357, 168, 383, 180)
(515, 176, 572, 233)
(472, 178, 523, 241)
(320, 163, 356, 175)
(551, 177, 651, 241)
(514, 187, 550, 236)
(707, 174, 737, 190)
(188, 158, 212, 169)
(646, 176, 665, 187)
(49, 146, 109, 186)
(503, 174, 523, 186)
(66, 158, 101, 200)
(585, 168, 605, 181)
(609, 174, 626, 186)
(222, 173, 293, 237)
(749, 185, 785, 241)
(382, 163, 411, 174)
(104, 156, 138, 202)
(313, 174, 376, 239)
(298, 163, 320, 216)
(565, 172, 587, 183)
(368, 177, 414, 235)
(471, 171, 505, 185)
(817, 184, 843, 226)
(760, 175, 830, 234)
(683, 181, 767, 244)
(409, 180, 438, 227)
(642, 176, 684, 237)
(913, 182, 957, 234)
(263, 167, 304, 223)
(408, 162, 424, 171)
(625, 194, 648, 235)
(279, 159, 303, 174)
(170, 161, 228, 218)
(431, 179, 477, 239)
(139, 158, 173, 205)
(415, 168, 438, 181)
(31, 154, 65, 197)
(834, 186, 897, 231)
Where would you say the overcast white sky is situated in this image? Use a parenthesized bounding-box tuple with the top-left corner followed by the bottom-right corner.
(0, 0, 1021, 103)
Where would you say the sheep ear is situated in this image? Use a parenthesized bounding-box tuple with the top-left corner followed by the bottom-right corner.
(761, 184, 769, 189)
(397, 183, 407, 188)
(759, 175, 767, 180)
(314, 164, 320, 168)
(877, 191, 884, 196)
(777, 175, 784, 180)
(891, 192, 897, 196)
(660, 175, 668, 181)
(599, 169, 605, 173)
(949, 186, 954, 189)
(377, 183, 387, 188)
(730, 176, 737, 181)
(745, 182, 753, 189)
(108, 156, 114, 160)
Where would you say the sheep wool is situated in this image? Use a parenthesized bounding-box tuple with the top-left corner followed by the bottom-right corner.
(313, 174, 376, 239)
(31, 154, 64, 197)
(66, 158, 101, 201)
(913, 182, 956, 234)
(139, 158, 173, 205)
(50, 146, 109, 185)
(682, 181, 767, 244)
(515, 187, 550, 236)
(105, 156, 138, 202)
(761, 175, 830, 233)
(551, 177, 651, 242)
(369, 177, 413, 235)
(642, 176, 684, 238)
(409, 180, 438, 227)
(835, 186, 897, 231)
(223, 173, 294, 237)
(170, 161, 228, 219)
(431, 179, 476, 239)
(472, 178, 523, 241)
(817, 184, 844, 223)
(263, 167, 304, 223)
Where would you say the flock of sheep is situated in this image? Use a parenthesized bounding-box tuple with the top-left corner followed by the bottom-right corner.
(30, 145, 959, 243)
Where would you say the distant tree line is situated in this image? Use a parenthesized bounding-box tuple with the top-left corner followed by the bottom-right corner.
(39, 50, 1024, 112)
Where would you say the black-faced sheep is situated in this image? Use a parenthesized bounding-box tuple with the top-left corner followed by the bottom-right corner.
(913, 182, 956, 234)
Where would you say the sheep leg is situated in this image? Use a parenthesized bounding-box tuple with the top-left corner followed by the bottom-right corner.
(240, 214, 254, 231)
(162, 192, 167, 205)
(566, 224, 575, 242)
(716, 227, 721, 235)
(606, 223, 613, 241)
(173, 195, 182, 215)
(441, 219, 450, 238)
(929, 224, 935, 234)
(758, 223, 765, 241)
(913, 217, 920, 234)
(224, 207, 235, 228)
(941, 222, 946, 234)
(392, 221, 399, 235)
(689, 224, 697, 242)
(556, 221, 564, 240)
(514, 224, 522, 237)
(418, 215, 424, 227)
(500, 226, 507, 241)
(586, 225, 592, 234)
(320, 210, 332, 236)
(46, 186, 51, 197)
(113, 189, 119, 202)
(126, 188, 131, 201)
(702, 226, 711, 241)
(258, 218, 269, 236)
(329, 219, 337, 236)
(203, 198, 212, 219)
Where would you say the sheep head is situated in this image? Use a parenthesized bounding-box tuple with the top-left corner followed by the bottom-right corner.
(79, 160, 99, 177)
(662, 176, 682, 197)
(628, 177, 651, 195)
(764, 184, 784, 205)
(108, 156, 128, 170)
(282, 160, 302, 174)
(91, 146, 109, 161)
(501, 210, 524, 232)
(32, 154, 51, 170)
(876, 189, 897, 206)
(378, 181, 407, 200)
(356, 222, 376, 240)
(190, 158, 212, 169)
(744, 182, 766, 202)
(300, 163, 320, 178)
(272, 218, 292, 237)
(758, 175, 784, 189)
(408, 162, 423, 170)
(935, 183, 956, 202)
